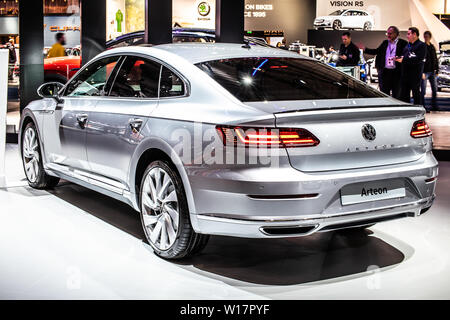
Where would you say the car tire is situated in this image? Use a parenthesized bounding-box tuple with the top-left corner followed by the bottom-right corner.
(363, 22, 372, 31)
(21, 122, 60, 189)
(333, 20, 342, 30)
(139, 160, 209, 259)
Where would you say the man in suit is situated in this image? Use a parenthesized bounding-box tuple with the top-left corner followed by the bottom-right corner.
(337, 32, 360, 67)
(362, 26, 407, 98)
(396, 27, 427, 105)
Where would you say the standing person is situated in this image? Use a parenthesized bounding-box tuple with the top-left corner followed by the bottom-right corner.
(337, 32, 360, 67)
(396, 27, 427, 105)
(421, 31, 439, 111)
(47, 33, 67, 58)
(361, 26, 407, 98)
(6, 39, 17, 80)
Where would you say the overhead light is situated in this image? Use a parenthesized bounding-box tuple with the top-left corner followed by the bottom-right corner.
(242, 77, 253, 85)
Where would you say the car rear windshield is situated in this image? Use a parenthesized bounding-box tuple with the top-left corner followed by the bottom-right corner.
(195, 57, 384, 102)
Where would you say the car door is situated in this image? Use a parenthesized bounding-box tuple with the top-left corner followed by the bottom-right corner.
(85, 55, 161, 193)
(355, 11, 365, 29)
(341, 10, 352, 28)
(42, 55, 121, 176)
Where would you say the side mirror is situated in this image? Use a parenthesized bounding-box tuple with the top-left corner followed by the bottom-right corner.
(37, 82, 64, 102)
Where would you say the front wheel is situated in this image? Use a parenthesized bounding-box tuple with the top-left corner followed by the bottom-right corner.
(333, 20, 342, 30)
(22, 122, 60, 189)
(139, 160, 209, 259)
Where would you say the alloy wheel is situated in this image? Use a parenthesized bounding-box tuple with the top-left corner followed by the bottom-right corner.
(141, 167, 179, 251)
(333, 20, 341, 30)
(22, 127, 40, 183)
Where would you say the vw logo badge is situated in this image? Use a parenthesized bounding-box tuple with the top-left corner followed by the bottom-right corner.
(362, 124, 377, 141)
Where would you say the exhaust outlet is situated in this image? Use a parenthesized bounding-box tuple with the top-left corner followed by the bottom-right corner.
(260, 225, 318, 236)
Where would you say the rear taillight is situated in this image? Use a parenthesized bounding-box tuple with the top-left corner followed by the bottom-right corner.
(411, 120, 432, 138)
(216, 126, 320, 148)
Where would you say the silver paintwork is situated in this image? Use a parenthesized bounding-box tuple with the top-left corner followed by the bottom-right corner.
(19, 43, 438, 239)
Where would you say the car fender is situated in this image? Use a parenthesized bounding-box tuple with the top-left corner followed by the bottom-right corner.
(128, 136, 197, 214)
(19, 108, 45, 163)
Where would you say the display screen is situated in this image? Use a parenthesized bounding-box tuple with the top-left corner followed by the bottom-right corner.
(196, 57, 384, 102)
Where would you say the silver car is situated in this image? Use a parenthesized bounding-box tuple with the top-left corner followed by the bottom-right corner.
(20, 43, 438, 259)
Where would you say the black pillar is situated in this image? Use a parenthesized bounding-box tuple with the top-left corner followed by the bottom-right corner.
(215, 0, 244, 43)
(145, 0, 172, 45)
(19, 0, 44, 112)
(81, 0, 106, 66)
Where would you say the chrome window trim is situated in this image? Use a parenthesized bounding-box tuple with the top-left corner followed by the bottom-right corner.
(105, 52, 191, 100)
(106, 54, 162, 100)
(62, 54, 123, 97)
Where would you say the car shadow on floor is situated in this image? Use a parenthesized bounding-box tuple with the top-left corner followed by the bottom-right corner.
(48, 182, 146, 240)
(49, 181, 406, 286)
(177, 231, 405, 286)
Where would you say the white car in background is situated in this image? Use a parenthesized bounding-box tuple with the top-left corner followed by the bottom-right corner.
(314, 9, 374, 31)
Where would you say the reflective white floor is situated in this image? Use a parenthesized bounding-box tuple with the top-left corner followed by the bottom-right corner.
(1, 144, 450, 299)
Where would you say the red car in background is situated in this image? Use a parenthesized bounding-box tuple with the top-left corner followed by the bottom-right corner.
(44, 56, 81, 84)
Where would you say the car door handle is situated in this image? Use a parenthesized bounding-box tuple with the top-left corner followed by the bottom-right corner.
(76, 114, 88, 128)
(129, 118, 144, 132)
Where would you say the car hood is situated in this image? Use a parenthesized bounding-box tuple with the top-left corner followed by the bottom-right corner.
(243, 97, 408, 114)
(315, 16, 334, 20)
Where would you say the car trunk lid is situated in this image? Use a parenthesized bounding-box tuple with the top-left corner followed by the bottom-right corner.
(277, 106, 428, 172)
(245, 101, 429, 173)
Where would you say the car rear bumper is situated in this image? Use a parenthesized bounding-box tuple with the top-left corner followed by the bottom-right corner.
(193, 195, 435, 238)
(190, 151, 438, 238)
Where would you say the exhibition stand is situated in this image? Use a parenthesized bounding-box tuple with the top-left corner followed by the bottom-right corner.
(0, 50, 8, 188)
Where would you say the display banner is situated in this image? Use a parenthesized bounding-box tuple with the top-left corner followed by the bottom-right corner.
(173, 0, 216, 29)
(316, 0, 412, 30)
(107, 0, 126, 40)
(0, 17, 19, 35)
(315, 0, 449, 45)
(44, 15, 81, 48)
(316, 0, 450, 32)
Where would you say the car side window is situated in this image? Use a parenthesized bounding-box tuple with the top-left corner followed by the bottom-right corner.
(109, 56, 161, 98)
(65, 56, 120, 97)
(160, 66, 185, 98)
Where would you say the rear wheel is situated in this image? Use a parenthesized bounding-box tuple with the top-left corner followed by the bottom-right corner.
(139, 160, 209, 259)
(22, 122, 60, 189)
(363, 22, 372, 31)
